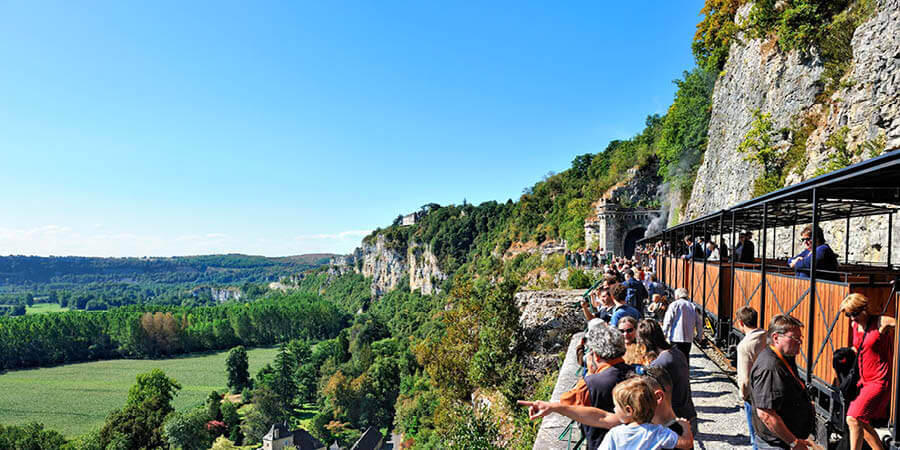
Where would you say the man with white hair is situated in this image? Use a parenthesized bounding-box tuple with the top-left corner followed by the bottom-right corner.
(662, 287, 703, 359)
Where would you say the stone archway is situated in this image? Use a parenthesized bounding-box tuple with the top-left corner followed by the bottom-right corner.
(623, 227, 646, 258)
(584, 199, 662, 257)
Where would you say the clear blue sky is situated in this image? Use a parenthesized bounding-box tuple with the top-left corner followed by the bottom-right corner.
(1, 1, 703, 257)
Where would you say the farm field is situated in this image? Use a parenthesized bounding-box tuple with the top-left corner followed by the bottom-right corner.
(0, 346, 279, 437)
(25, 303, 70, 314)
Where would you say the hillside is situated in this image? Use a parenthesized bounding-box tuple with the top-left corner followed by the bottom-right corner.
(0, 253, 336, 314)
(0, 253, 335, 285)
(3, 1, 898, 448)
(308, 1, 900, 447)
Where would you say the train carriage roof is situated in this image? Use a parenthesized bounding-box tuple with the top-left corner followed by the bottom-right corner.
(640, 149, 900, 242)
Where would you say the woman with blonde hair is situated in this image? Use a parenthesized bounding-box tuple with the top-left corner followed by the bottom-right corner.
(839, 293, 896, 450)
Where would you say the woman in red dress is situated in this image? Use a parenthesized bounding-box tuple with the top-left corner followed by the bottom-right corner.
(840, 293, 896, 450)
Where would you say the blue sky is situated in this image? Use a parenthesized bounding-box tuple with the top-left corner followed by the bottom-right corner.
(1, 1, 703, 257)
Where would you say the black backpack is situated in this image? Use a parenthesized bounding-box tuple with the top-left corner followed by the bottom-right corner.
(832, 346, 859, 403)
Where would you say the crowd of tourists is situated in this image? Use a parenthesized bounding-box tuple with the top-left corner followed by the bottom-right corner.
(566, 248, 609, 269)
(644, 224, 841, 280)
(518, 248, 896, 450)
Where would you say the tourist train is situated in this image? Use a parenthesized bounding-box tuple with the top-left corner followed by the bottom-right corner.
(637, 149, 900, 449)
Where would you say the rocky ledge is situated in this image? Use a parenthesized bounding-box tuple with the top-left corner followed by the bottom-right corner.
(515, 289, 588, 388)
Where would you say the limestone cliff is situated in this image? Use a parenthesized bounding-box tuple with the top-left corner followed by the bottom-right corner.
(209, 286, 244, 303)
(515, 290, 586, 386)
(355, 235, 408, 296)
(407, 242, 446, 296)
(330, 234, 446, 297)
(685, 0, 900, 262)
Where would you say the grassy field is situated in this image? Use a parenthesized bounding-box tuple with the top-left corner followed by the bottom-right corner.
(0, 347, 279, 437)
(25, 303, 70, 314)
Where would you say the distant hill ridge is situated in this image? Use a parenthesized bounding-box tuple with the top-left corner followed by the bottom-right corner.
(0, 253, 337, 285)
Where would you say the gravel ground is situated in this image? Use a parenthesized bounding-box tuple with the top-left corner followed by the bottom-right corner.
(690, 343, 752, 450)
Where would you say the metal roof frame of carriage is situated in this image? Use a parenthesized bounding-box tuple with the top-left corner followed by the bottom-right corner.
(639, 149, 900, 447)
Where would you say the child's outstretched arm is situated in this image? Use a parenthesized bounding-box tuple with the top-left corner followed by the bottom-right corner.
(516, 400, 620, 429)
(674, 418, 693, 449)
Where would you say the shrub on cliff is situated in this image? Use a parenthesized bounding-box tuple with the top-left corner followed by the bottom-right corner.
(567, 269, 592, 290)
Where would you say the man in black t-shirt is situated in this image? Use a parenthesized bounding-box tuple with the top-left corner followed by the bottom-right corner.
(750, 314, 815, 450)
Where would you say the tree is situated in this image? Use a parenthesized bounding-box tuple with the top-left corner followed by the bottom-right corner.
(163, 407, 212, 450)
(126, 369, 181, 409)
(240, 386, 285, 444)
(99, 369, 182, 449)
(210, 436, 241, 450)
(220, 401, 241, 432)
(25, 293, 34, 307)
(225, 346, 250, 393)
(269, 345, 297, 409)
(202, 390, 222, 422)
(295, 362, 318, 404)
(0, 422, 67, 450)
(10, 304, 26, 316)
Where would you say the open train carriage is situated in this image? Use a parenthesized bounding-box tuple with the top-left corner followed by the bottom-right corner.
(644, 150, 900, 448)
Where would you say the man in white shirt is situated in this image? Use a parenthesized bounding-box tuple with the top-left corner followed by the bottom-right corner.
(736, 306, 768, 450)
(662, 288, 703, 359)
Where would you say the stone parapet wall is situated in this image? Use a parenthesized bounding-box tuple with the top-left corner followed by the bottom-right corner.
(531, 332, 585, 450)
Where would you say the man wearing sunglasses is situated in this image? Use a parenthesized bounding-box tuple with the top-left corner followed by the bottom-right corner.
(788, 225, 839, 281)
(750, 314, 816, 450)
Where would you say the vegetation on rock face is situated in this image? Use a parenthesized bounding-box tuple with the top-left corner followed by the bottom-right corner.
(693, 0, 746, 73)
(814, 126, 887, 176)
(737, 109, 785, 196)
(694, 0, 876, 82)
(566, 269, 593, 290)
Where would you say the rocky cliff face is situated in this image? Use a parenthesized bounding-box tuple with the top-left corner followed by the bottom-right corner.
(210, 286, 242, 303)
(515, 289, 587, 386)
(330, 234, 446, 296)
(685, 0, 900, 262)
(356, 235, 408, 296)
(407, 242, 446, 296)
(685, 3, 824, 218)
(818, 0, 900, 161)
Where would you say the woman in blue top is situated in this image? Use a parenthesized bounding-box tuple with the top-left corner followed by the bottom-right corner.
(789, 225, 839, 280)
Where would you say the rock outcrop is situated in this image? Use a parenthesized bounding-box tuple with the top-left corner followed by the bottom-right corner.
(407, 242, 446, 296)
(210, 286, 242, 303)
(685, 3, 824, 218)
(685, 0, 900, 262)
(515, 289, 587, 386)
(328, 234, 447, 297)
(356, 235, 408, 296)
